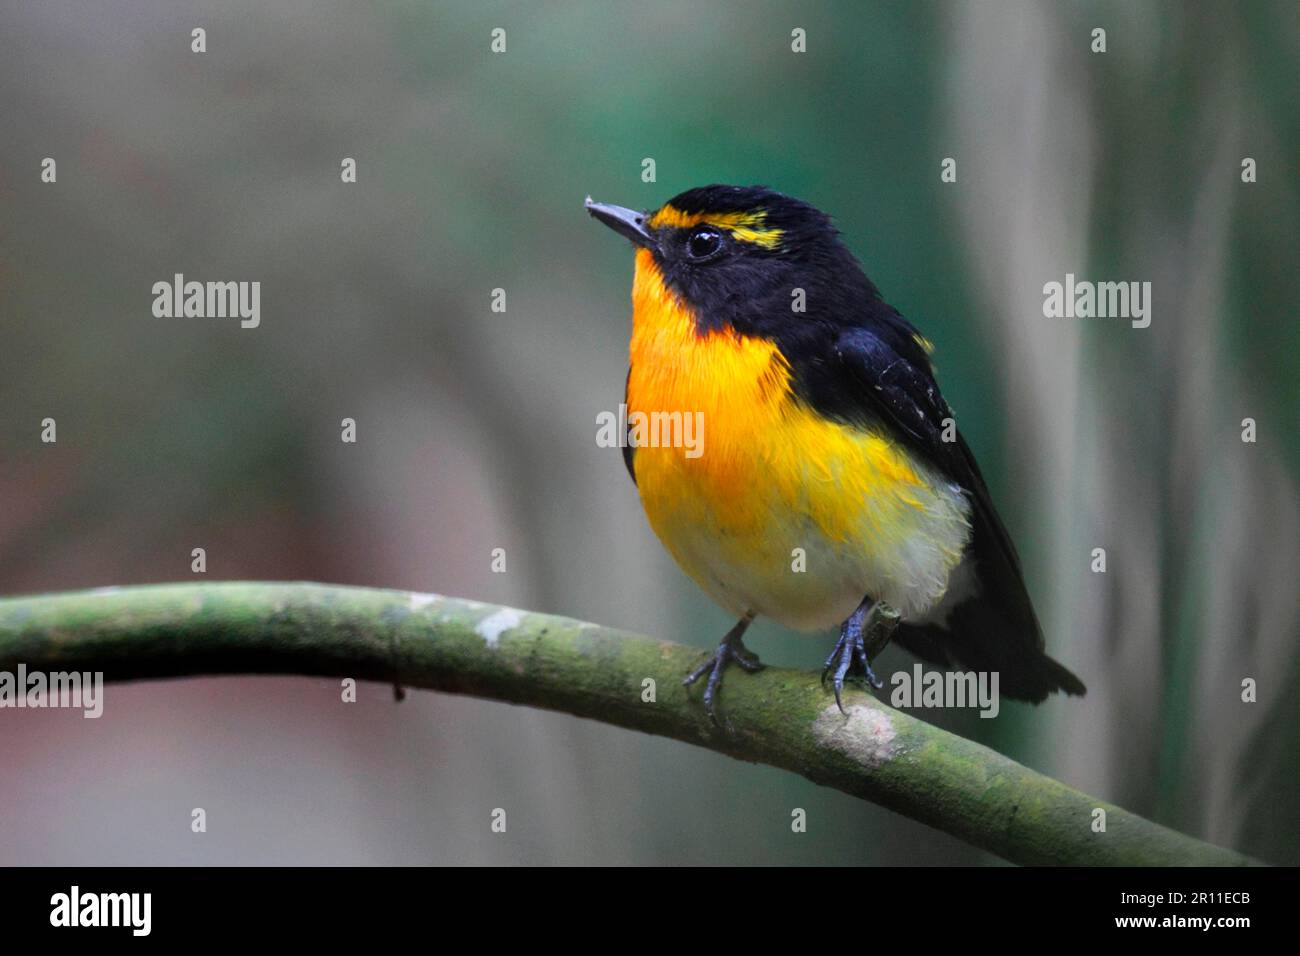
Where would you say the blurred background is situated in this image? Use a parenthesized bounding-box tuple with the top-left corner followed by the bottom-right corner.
(1, 0, 1297, 865)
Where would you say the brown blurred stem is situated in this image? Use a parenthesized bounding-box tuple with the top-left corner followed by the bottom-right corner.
(0, 581, 1259, 866)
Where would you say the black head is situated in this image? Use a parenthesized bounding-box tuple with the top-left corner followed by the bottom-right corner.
(586, 184, 881, 337)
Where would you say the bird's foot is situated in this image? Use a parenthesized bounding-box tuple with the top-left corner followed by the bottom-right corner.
(683, 617, 763, 725)
(822, 602, 899, 713)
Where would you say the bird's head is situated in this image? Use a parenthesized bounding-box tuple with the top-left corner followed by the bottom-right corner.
(586, 184, 876, 337)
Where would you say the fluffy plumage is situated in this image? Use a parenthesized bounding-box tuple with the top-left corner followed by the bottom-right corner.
(607, 184, 1084, 702)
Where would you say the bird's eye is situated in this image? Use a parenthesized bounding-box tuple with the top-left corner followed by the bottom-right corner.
(685, 227, 724, 261)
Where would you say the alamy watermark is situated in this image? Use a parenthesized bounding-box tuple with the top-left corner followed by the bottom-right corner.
(596, 404, 704, 458)
(0, 664, 104, 718)
(152, 273, 260, 328)
(891, 664, 1000, 718)
(50, 886, 150, 936)
(1043, 273, 1151, 328)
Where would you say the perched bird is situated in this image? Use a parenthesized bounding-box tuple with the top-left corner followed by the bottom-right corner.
(586, 185, 1085, 721)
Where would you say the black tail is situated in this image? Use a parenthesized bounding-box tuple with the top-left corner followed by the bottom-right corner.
(894, 437, 1086, 703)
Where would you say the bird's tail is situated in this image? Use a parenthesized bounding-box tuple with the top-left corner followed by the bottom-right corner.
(894, 605, 1086, 702)
(894, 452, 1085, 702)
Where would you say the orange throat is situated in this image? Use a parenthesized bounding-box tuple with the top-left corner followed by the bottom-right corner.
(621, 248, 971, 628)
(626, 249, 792, 460)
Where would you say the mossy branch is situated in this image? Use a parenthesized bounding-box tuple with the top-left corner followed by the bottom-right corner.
(0, 581, 1257, 866)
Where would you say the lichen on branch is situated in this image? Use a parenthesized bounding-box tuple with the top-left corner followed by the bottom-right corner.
(0, 581, 1258, 866)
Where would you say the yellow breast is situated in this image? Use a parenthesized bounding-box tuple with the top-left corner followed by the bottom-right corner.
(625, 249, 971, 629)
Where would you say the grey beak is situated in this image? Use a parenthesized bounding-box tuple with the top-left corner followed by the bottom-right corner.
(585, 196, 654, 247)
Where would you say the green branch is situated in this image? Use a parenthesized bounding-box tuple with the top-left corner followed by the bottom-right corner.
(0, 581, 1257, 866)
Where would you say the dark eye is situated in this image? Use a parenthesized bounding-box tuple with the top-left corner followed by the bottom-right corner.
(685, 228, 724, 261)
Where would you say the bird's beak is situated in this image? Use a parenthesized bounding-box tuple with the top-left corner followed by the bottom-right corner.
(585, 197, 654, 247)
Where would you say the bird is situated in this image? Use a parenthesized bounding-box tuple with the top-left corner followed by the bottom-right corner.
(585, 184, 1085, 722)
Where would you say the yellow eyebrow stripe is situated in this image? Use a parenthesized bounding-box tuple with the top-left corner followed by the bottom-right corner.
(648, 204, 784, 249)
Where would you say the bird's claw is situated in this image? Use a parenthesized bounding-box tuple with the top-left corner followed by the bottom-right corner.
(821, 632, 883, 713)
(822, 602, 897, 713)
(683, 631, 765, 725)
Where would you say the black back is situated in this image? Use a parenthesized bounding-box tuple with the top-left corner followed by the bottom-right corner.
(633, 185, 1084, 699)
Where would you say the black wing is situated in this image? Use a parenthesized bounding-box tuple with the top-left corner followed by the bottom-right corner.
(831, 325, 1024, 601)
(621, 366, 636, 484)
(828, 324, 962, 477)
(820, 322, 1084, 701)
